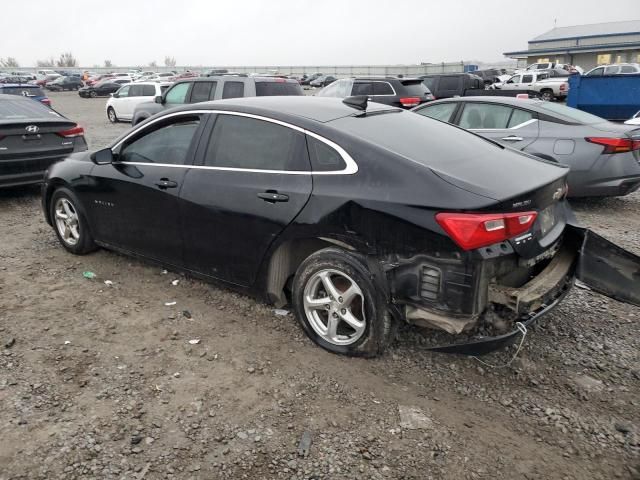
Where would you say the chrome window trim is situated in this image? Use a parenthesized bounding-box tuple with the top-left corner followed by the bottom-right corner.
(470, 118, 538, 132)
(112, 109, 358, 175)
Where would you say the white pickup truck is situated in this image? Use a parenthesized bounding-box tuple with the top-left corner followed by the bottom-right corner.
(490, 71, 569, 101)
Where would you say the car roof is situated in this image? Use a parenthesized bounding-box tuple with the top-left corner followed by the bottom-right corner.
(170, 96, 395, 123)
(0, 84, 41, 88)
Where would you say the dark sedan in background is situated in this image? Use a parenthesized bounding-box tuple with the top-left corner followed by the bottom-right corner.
(0, 84, 51, 106)
(79, 79, 130, 98)
(41, 96, 639, 357)
(46, 76, 83, 91)
(0, 94, 87, 188)
(413, 97, 640, 197)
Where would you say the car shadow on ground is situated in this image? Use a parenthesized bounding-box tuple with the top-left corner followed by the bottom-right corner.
(0, 185, 41, 200)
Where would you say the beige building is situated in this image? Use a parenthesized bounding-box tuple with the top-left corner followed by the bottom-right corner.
(504, 20, 640, 70)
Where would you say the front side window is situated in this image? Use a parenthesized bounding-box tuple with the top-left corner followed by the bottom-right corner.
(415, 103, 457, 123)
(222, 81, 244, 99)
(522, 75, 534, 83)
(458, 104, 512, 129)
(115, 86, 130, 97)
(165, 82, 191, 104)
(587, 67, 604, 77)
(204, 114, 308, 171)
(190, 82, 215, 103)
(119, 116, 200, 165)
(507, 75, 520, 84)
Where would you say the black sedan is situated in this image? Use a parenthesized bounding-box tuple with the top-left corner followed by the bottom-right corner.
(0, 94, 87, 188)
(79, 80, 128, 98)
(46, 76, 83, 91)
(42, 97, 639, 356)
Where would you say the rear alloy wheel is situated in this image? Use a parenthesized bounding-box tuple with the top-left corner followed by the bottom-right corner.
(292, 248, 395, 357)
(107, 107, 118, 123)
(89, 91, 97, 98)
(540, 90, 554, 102)
(50, 188, 96, 255)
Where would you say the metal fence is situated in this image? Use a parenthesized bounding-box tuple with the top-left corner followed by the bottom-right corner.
(9, 62, 471, 77)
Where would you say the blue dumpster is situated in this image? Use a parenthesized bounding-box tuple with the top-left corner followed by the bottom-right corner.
(566, 74, 640, 121)
(463, 64, 478, 73)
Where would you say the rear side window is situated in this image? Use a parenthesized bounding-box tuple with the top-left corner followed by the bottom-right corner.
(128, 85, 143, 97)
(204, 114, 308, 171)
(142, 85, 156, 96)
(522, 75, 534, 83)
(255, 82, 303, 96)
(190, 82, 215, 103)
(222, 82, 245, 99)
(372, 82, 394, 95)
(459, 104, 512, 129)
(352, 82, 373, 96)
(421, 77, 436, 90)
(307, 136, 346, 172)
(415, 103, 457, 123)
(439, 76, 460, 90)
(508, 109, 534, 128)
(400, 80, 429, 96)
(620, 65, 638, 73)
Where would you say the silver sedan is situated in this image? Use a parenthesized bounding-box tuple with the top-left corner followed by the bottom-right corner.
(412, 97, 640, 197)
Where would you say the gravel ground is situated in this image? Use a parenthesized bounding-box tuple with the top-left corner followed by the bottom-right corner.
(0, 91, 638, 480)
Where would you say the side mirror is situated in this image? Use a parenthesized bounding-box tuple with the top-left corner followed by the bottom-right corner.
(90, 148, 114, 165)
(154, 95, 163, 104)
(110, 93, 116, 98)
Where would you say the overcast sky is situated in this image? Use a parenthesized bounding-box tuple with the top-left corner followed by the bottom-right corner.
(2, 0, 638, 67)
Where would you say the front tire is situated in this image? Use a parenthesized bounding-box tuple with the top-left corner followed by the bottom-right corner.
(107, 107, 118, 123)
(89, 91, 97, 98)
(292, 248, 394, 357)
(50, 188, 96, 255)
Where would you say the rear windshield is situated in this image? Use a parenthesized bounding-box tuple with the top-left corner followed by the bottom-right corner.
(1, 86, 45, 97)
(256, 81, 303, 96)
(0, 97, 61, 120)
(401, 80, 430, 96)
(536, 102, 604, 124)
(421, 77, 436, 90)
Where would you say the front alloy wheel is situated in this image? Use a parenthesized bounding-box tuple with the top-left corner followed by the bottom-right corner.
(54, 198, 80, 246)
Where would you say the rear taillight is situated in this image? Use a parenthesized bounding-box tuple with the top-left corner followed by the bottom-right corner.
(400, 97, 421, 107)
(586, 137, 640, 154)
(435, 211, 538, 251)
(41, 98, 51, 106)
(560, 83, 567, 91)
(57, 125, 84, 138)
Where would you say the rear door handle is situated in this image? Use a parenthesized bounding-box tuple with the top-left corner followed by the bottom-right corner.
(257, 191, 289, 203)
(501, 136, 524, 142)
(154, 178, 178, 189)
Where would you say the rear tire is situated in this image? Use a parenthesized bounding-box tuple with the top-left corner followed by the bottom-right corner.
(540, 89, 555, 102)
(50, 188, 96, 255)
(90, 91, 97, 98)
(107, 107, 118, 123)
(292, 247, 394, 357)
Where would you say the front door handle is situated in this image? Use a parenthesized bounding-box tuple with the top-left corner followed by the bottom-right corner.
(257, 191, 289, 203)
(501, 136, 524, 142)
(155, 178, 178, 189)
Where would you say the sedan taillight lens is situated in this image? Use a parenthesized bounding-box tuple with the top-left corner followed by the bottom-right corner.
(586, 137, 640, 154)
(57, 125, 84, 138)
(436, 211, 538, 250)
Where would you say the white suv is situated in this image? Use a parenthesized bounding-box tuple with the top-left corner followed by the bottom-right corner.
(105, 82, 171, 123)
(584, 63, 640, 76)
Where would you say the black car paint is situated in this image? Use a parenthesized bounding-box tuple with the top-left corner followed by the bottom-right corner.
(42, 97, 640, 354)
(79, 82, 121, 98)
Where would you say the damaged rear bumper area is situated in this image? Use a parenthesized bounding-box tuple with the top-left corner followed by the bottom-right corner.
(385, 225, 640, 355)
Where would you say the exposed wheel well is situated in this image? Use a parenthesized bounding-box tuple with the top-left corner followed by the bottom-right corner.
(265, 237, 358, 307)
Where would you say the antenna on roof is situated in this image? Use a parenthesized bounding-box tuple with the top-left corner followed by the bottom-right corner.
(554, 18, 557, 28)
(342, 95, 368, 111)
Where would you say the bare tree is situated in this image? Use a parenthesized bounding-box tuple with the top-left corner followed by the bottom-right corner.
(0, 57, 19, 68)
(36, 57, 56, 67)
(104, 59, 113, 68)
(148, 60, 158, 68)
(57, 52, 78, 68)
(164, 56, 176, 67)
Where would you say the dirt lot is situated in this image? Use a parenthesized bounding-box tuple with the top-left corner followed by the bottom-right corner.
(1, 91, 639, 479)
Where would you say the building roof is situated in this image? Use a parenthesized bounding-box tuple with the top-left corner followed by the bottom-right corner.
(531, 20, 640, 42)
